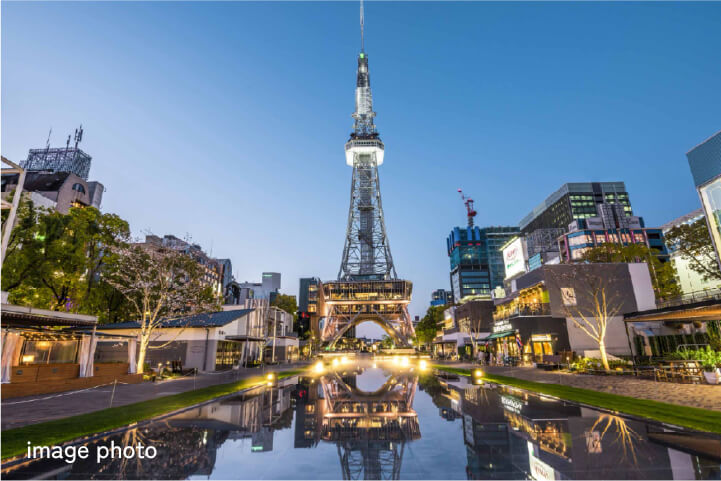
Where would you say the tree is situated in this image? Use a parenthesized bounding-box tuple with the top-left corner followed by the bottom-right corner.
(665, 218, 721, 283)
(580, 243, 680, 300)
(104, 243, 220, 373)
(547, 268, 624, 371)
(415, 305, 446, 348)
(380, 335, 394, 349)
(2, 200, 132, 320)
(272, 293, 298, 320)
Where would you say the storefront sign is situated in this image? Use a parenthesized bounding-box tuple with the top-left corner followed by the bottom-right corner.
(527, 442, 557, 481)
(493, 320, 512, 333)
(501, 394, 525, 414)
(531, 334, 552, 342)
(529, 454, 557, 481)
(503, 237, 527, 279)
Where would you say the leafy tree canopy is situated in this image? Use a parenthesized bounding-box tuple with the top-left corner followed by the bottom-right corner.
(665, 218, 721, 282)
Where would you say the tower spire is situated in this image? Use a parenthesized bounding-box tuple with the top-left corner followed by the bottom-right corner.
(360, 0, 365, 53)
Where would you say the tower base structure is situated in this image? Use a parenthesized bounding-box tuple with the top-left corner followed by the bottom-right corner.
(319, 280, 415, 348)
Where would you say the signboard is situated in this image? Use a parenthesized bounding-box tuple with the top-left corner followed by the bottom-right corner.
(527, 442, 558, 481)
(503, 237, 527, 279)
(493, 320, 512, 333)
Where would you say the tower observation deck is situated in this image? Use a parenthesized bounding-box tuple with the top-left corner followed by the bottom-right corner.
(320, 1, 415, 348)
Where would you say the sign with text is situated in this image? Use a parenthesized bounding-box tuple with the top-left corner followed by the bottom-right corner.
(503, 237, 527, 279)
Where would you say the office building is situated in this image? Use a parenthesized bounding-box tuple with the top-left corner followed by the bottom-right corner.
(298, 277, 321, 336)
(447, 226, 519, 302)
(557, 203, 669, 262)
(519, 182, 633, 234)
(430, 289, 453, 306)
(686, 130, 721, 268)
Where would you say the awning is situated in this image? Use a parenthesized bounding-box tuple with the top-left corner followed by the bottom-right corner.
(226, 335, 266, 342)
(480, 330, 516, 341)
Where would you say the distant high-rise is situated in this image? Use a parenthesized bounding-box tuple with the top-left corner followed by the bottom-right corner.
(519, 182, 633, 234)
(447, 226, 519, 302)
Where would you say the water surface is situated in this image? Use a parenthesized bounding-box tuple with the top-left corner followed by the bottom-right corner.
(4, 360, 721, 479)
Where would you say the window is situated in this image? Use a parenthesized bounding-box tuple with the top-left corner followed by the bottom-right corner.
(21, 340, 79, 364)
(71, 183, 86, 194)
(560, 288, 577, 306)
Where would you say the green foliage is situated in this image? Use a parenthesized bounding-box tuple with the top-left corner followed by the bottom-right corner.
(1, 199, 132, 321)
(415, 305, 446, 346)
(580, 243, 681, 299)
(666, 346, 721, 371)
(380, 335, 394, 349)
(707, 320, 721, 351)
(571, 357, 630, 372)
(665, 218, 721, 282)
(272, 293, 298, 320)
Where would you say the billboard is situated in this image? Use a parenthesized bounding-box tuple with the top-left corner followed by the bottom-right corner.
(503, 237, 527, 279)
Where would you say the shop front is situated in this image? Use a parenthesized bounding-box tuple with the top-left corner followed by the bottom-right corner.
(484, 317, 571, 366)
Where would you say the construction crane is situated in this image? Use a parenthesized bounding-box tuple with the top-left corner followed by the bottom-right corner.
(457, 188, 477, 228)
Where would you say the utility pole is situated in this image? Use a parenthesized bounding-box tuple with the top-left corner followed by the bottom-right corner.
(1, 157, 26, 267)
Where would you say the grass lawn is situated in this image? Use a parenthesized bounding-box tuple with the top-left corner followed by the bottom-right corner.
(1, 368, 306, 460)
(433, 365, 721, 434)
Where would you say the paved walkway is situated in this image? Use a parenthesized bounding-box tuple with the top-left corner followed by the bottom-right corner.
(1, 362, 309, 431)
(438, 362, 721, 412)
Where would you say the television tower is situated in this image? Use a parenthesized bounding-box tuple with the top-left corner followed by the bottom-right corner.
(320, 0, 414, 349)
(338, 0, 396, 281)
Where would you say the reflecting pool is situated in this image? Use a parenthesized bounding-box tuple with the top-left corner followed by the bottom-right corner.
(3, 359, 721, 480)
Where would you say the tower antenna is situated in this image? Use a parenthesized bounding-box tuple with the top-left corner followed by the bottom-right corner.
(360, 0, 364, 52)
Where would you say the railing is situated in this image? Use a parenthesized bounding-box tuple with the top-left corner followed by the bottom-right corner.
(493, 303, 551, 322)
(656, 287, 721, 309)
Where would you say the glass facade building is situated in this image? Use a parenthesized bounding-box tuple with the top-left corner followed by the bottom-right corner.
(519, 182, 633, 234)
(687, 130, 721, 269)
(447, 226, 520, 301)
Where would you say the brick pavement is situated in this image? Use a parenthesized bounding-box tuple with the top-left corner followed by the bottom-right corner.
(1, 362, 309, 431)
(439, 362, 721, 412)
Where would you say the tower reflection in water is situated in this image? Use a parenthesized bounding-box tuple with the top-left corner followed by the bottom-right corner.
(314, 366, 420, 480)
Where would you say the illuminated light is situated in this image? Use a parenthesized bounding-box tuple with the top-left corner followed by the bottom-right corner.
(419, 359, 428, 371)
(474, 369, 483, 378)
(36, 341, 51, 349)
(341, 356, 349, 364)
(332, 358, 340, 367)
(314, 361, 324, 373)
(267, 382, 273, 386)
(267, 373, 275, 381)
(372, 363, 377, 369)
(392, 356, 400, 365)
(21, 355, 34, 363)
(401, 356, 409, 367)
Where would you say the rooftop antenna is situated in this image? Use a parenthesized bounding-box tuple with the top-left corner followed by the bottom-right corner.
(45, 128, 52, 152)
(74, 124, 84, 149)
(360, 0, 364, 53)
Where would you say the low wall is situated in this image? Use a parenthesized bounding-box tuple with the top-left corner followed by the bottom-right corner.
(2, 363, 142, 399)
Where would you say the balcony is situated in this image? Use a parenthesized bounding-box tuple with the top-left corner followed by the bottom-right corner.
(493, 303, 551, 322)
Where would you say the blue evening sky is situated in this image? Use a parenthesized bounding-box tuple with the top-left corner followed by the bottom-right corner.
(2, 2, 720, 336)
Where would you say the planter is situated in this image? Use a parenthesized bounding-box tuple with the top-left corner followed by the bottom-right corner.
(703, 370, 720, 385)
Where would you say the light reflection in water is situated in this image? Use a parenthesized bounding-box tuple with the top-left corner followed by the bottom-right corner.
(3, 359, 720, 480)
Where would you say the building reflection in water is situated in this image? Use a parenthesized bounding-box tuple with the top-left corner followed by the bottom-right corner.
(424, 374, 721, 481)
(4, 366, 720, 480)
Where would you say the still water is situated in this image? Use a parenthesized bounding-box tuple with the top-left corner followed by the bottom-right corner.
(4, 359, 721, 480)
